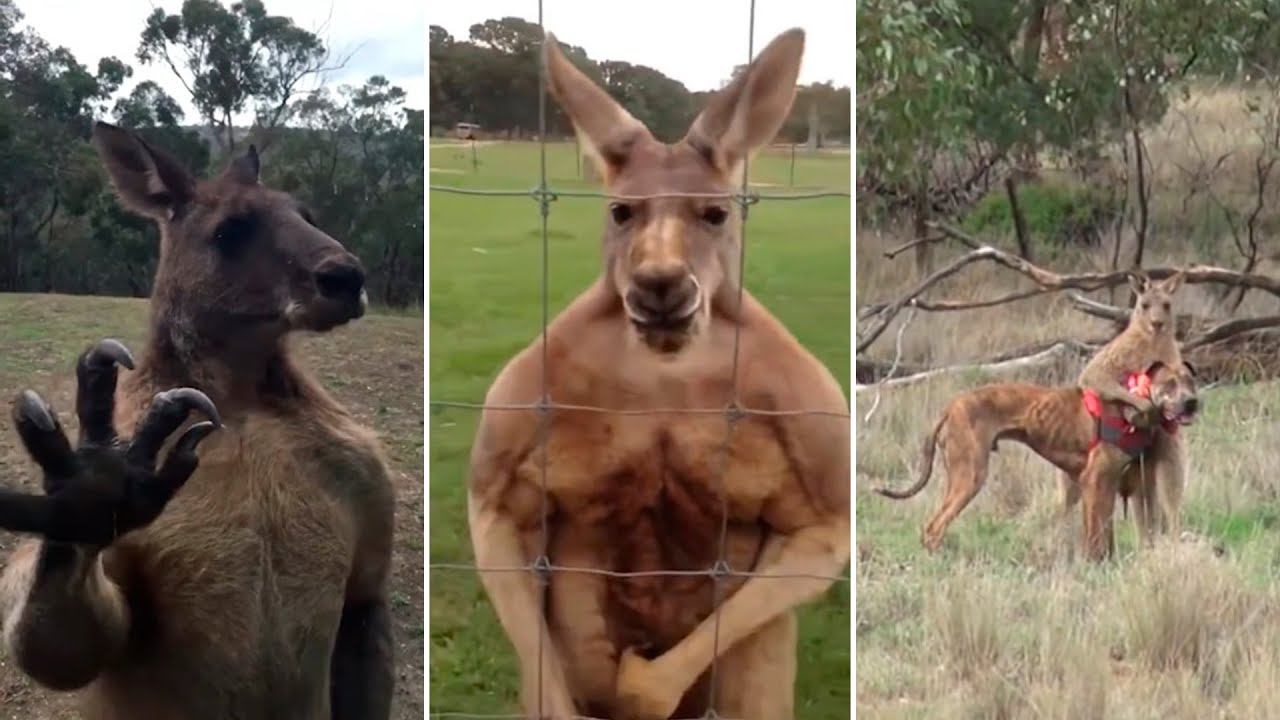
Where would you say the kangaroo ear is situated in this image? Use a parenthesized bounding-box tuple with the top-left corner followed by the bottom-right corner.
(222, 144, 260, 186)
(92, 121, 195, 220)
(684, 28, 805, 178)
(1160, 270, 1186, 294)
(543, 32, 652, 183)
(1127, 270, 1149, 297)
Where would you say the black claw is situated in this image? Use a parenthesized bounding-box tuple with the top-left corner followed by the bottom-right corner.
(85, 338, 135, 371)
(175, 421, 217, 453)
(160, 388, 221, 428)
(17, 390, 55, 432)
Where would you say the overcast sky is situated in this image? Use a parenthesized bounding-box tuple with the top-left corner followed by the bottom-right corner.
(429, 0, 853, 92)
(14, 0, 425, 123)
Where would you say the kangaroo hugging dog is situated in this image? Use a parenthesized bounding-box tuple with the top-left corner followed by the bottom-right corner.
(876, 359, 1199, 559)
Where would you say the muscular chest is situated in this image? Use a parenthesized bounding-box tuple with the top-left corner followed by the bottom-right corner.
(510, 413, 794, 539)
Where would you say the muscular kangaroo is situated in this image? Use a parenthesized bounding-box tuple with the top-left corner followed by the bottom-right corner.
(876, 360, 1199, 558)
(0, 122, 395, 719)
(469, 28, 849, 720)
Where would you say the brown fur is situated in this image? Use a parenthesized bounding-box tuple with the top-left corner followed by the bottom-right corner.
(467, 29, 849, 720)
(875, 361, 1198, 560)
(0, 124, 395, 718)
(1078, 271, 1189, 540)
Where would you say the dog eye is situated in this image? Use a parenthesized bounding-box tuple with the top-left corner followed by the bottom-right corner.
(702, 206, 728, 226)
(609, 203, 633, 225)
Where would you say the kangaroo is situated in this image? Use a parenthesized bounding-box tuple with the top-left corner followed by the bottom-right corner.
(467, 28, 849, 720)
(0, 122, 395, 719)
(1076, 270, 1188, 551)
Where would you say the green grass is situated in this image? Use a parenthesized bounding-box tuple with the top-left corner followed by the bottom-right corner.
(429, 140, 851, 715)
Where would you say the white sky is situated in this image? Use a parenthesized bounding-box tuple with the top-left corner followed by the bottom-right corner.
(429, 0, 853, 92)
(14, 0, 425, 123)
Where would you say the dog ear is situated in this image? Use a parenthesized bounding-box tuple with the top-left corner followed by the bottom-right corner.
(1183, 360, 1197, 377)
(1145, 360, 1167, 376)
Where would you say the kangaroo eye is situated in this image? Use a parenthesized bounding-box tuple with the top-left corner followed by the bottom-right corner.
(213, 214, 255, 256)
(1141, 302, 1150, 310)
(610, 203, 633, 225)
(1162, 302, 1170, 311)
(702, 206, 728, 226)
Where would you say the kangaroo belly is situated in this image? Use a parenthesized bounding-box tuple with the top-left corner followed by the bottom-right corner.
(535, 412, 795, 653)
(90, 426, 356, 719)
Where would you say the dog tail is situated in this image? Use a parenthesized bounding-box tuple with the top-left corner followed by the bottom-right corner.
(875, 412, 945, 500)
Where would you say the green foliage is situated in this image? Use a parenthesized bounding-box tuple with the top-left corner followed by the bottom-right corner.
(0, 0, 421, 307)
(429, 18, 849, 144)
(138, 0, 330, 152)
(962, 181, 1116, 247)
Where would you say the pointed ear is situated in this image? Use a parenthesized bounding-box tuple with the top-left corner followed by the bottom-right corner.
(1160, 270, 1186, 294)
(683, 28, 805, 177)
(1146, 360, 1167, 377)
(91, 121, 195, 219)
(1127, 270, 1149, 297)
(222, 145, 260, 186)
(543, 32, 652, 183)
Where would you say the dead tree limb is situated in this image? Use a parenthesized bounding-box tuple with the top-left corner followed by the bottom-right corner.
(853, 340, 1096, 394)
(1005, 177, 1033, 261)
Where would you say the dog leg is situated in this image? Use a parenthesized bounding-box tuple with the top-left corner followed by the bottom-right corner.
(921, 440, 986, 551)
(710, 611, 797, 720)
(1079, 448, 1124, 561)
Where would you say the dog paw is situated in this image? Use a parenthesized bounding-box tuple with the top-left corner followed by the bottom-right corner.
(613, 647, 681, 720)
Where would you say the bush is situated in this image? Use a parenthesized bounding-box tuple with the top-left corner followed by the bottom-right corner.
(963, 182, 1117, 249)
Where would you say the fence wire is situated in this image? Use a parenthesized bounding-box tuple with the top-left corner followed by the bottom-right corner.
(429, 1, 851, 717)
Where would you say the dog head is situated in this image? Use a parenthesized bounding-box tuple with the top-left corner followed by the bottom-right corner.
(1147, 360, 1200, 426)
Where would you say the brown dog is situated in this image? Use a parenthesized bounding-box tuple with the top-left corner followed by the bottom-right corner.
(875, 361, 1199, 559)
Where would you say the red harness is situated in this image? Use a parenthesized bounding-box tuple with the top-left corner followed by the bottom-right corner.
(1082, 372, 1179, 458)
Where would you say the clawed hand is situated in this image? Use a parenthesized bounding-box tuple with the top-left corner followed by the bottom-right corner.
(0, 339, 220, 546)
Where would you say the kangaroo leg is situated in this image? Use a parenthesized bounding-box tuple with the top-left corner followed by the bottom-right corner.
(1150, 431, 1187, 536)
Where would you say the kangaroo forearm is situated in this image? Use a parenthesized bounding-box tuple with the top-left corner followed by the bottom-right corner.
(467, 490, 576, 715)
(330, 597, 394, 720)
(653, 521, 849, 691)
(2, 542, 128, 689)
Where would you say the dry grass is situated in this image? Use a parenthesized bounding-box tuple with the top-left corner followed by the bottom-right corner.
(858, 85, 1280, 718)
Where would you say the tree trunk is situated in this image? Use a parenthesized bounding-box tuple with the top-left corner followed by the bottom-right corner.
(913, 181, 932, 276)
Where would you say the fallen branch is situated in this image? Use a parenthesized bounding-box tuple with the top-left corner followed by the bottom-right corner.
(859, 226, 1280, 352)
(1185, 315, 1280, 350)
(854, 340, 1095, 394)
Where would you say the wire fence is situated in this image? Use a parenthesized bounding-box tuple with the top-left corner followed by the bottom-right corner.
(427, 0, 851, 717)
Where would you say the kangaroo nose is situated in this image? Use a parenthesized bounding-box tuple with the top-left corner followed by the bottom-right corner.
(315, 257, 365, 300)
(628, 268, 698, 322)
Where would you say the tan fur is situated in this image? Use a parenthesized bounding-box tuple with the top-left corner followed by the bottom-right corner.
(0, 126, 394, 718)
(468, 29, 849, 720)
(875, 362, 1198, 560)
(1078, 271, 1189, 540)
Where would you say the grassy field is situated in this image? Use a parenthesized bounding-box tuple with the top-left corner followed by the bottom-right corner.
(856, 220, 1280, 717)
(429, 140, 852, 714)
(0, 294, 424, 719)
